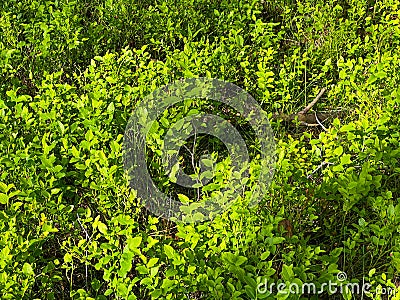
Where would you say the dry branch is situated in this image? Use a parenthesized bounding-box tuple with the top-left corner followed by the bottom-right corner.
(299, 87, 327, 115)
(271, 87, 340, 127)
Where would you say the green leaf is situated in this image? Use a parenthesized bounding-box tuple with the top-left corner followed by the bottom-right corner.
(119, 252, 134, 277)
(331, 247, 343, 257)
(177, 194, 190, 204)
(106, 76, 117, 84)
(136, 265, 148, 275)
(97, 222, 108, 234)
(375, 71, 387, 79)
(281, 264, 294, 281)
(201, 158, 214, 168)
(235, 34, 244, 47)
(334, 146, 343, 156)
(327, 263, 339, 273)
(169, 163, 179, 183)
(367, 74, 377, 85)
(200, 170, 214, 181)
(58, 121, 65, 135)
(22, 263, 34, 276)
(107, 102, 115, 114)
(140, 277, 152, 286)
(127, 236, 142, 250)
(75, 163, 86, 170)
(0, 193, 9, 204)
(272, 237, 285, 244)
(85, 130, 94, 141)
(260, 251, 270, 260)
(234, 255, 247, 266)
(64, 253, 73, 263)
(332, 164, 344, 172)
(340, 154, 352, 165)
(368, 268, 376, 277)
(245, 285, 256, 299)
(0, 182, 8, 193)
(163, 244, 176, 259)
(71, 147, 80, 159)
(340, 123, 356, 132)
(147, 258, 159, 268)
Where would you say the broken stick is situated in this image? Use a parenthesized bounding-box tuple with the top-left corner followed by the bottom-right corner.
(271, 87, 334, 126)
(299, 87, 327, 115)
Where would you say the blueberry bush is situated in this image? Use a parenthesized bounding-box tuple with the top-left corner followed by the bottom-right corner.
(0, 0, 400, 299)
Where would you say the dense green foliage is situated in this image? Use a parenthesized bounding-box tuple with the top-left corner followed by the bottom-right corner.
(1, 0, 400, 299)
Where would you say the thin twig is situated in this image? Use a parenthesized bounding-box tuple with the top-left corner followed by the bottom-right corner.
(318, 107, 346, 113)
(190, 123, 201, 201)
(300, 122, 319, 127)
(314, 111, 327, 131)
(76, 213, 91, 241)
(307, 161, 334, 179)
(76, 213, 90, 291)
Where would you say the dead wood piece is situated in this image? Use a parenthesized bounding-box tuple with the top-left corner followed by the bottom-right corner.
(271, 87, 337, 126)
(299, 87, 327, 115)
(272, 111, 337, 124)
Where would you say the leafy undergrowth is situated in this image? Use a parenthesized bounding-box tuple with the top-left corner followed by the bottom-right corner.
(0, 0, 400, 299)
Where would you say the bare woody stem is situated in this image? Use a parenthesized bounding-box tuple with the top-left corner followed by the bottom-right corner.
(299, 87, 327, 115)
